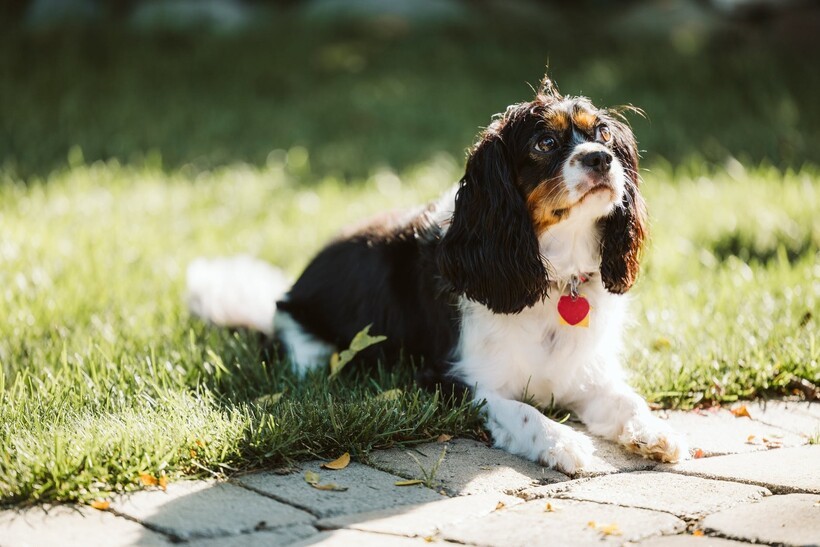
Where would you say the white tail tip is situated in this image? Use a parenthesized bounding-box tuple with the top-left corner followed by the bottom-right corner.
(186, 255, 289, 335)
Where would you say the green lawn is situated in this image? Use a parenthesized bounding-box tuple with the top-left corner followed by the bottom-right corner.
(1, 11, 818, 507)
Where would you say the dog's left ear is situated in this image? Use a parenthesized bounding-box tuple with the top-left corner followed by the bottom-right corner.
(600, 119, 647, 294)
(436, 126, 549, 314)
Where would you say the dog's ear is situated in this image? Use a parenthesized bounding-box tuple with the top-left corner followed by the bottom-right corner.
(600, 119, 647, 294)
(436, 131, 549, 314)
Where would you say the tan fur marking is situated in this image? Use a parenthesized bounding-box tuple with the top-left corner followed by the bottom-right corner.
(573, 111, 597, 132)
(526, 181, 567, 234)
(544, 111, 570, 132)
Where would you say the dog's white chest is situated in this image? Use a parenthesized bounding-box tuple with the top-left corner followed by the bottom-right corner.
(453, 282, 626, 406)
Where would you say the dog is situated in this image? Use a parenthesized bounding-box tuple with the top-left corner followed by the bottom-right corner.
(187, 74, 689, 474)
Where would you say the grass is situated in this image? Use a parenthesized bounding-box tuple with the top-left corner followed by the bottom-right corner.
(1, 10, 818, 507)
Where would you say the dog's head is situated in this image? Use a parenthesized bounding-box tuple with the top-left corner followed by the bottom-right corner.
(437, 74, 647, 314)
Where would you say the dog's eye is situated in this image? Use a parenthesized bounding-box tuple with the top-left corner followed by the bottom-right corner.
(535, 136, 557, 152)
(596, 125, 612, 143)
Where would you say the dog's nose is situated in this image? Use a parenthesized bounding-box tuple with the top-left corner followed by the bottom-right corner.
(580, 150, 613, 174)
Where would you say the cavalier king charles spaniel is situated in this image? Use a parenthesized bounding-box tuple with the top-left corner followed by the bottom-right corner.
(187, 74, 690, 473)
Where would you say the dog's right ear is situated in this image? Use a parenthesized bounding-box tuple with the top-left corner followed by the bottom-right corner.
(436, 130, 549, 314)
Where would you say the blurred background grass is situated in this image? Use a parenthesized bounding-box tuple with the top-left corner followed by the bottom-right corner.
(0, 0, 818, 506)
(2, 0, 819, 179)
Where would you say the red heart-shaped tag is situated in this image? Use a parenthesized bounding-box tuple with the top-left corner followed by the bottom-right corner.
(557, 295, 590, 326)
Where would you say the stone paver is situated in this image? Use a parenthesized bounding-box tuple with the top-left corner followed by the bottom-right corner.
(702, 494, 820, 546)
(522, 471, 769, 519)
(110, 479, 313, 540)
(440, 497, 685, 546)
(669, 445, 820, 494)
(658, 408, 806, 456)
(317, 492, 522, 538)
(0, 505, 171, 547)
(575, 426, 660, 476)
(291, 529, 439, 546)
(234, 461, 442, 519)
(636, 534, 752, 546)
(367, 438, 568, 495)
(186, 524, 318, 546)
(745, 400, 820, 437)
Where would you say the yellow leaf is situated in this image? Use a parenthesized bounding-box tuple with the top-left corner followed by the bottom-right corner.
(376, 388, 402, 401)
(423, 537, 435, 543)
(395, 479, 424, 486)
(730, 405, 751, 418)
(304, 470, 321, 485)
(159, 475, 168, 491)
(544, 502, 559, 512)
(692, 529, 705, 537)
(90, 500, 110, 510)
(746, 435, 757, 444)
(587, 521, 597, 528)
(322, 452, 351, 470)
(310, 482, 348, 492)
(139, 473, 158, 486)
(437, 434, 453, 443)
(694, 448, 705, 459)
(599, 523, 622, 536)
(190, 449, 197, 458)
(495, 501, 505, 510)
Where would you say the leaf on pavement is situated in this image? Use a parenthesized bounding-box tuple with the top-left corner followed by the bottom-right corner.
(321, 452, 351, 470)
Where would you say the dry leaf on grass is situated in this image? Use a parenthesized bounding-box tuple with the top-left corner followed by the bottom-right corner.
(395, 479, 424, 486)
(730, 405, 752, 418)
(90, 500, 110, 510)
(436, 434, 452, 443)
(321, 452, 350, 470)
(139, 473, 158, 486)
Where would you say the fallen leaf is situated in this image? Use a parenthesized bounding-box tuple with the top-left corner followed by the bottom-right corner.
(190, 449, 197, 458)
(321, 452, 351, 470)
(90, 500, 110, 510)
(158, 475, 168, 491)
(544, 502, 559, 512)
(395, 479, 424, 486)
(376, 388, 402, 401)
(304, 471, 321, 485)
(495, 501, 505, 510)
(437, 434, 453, 443)
(730, 405, 751, 418)
(598, 523, 622, 536)
(329, 325, 387, 379)
(255, 392, 283, 406)
(139, 473, 158, 486)
(746, 435, 757, 444)
(587, 521, 597, 528)
(692, 529, 705, 537)
(694, 448, 705, 459)
(310, 482, 348, 492)
(423, 537, 435, 543)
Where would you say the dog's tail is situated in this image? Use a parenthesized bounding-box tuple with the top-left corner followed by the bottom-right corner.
(185, 255, 289, 335)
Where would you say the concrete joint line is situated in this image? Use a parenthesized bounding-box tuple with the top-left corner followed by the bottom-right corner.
(230, 479, 324, 519)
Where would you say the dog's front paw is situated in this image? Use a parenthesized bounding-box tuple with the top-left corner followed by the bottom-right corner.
(539, 424, 596, 475)
(619, 415, 689, 463)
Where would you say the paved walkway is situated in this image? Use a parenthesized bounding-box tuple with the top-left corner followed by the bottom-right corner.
(2, 400, 818, 546)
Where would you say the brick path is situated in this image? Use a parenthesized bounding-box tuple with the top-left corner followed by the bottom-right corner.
(2, 400, 818, 546)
